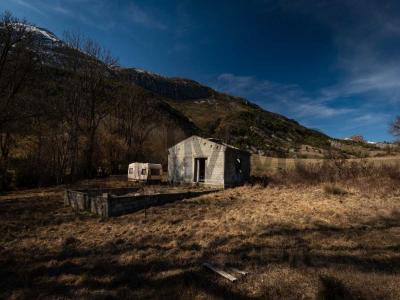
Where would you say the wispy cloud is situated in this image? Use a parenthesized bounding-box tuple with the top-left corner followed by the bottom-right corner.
(294, 103, 354, 118)
(127, 2, 167, 30)
(353, 113, 391, 125)
(287, 1, 400, 104)
(214, 2, 400, 139)
(214, 71, 396, 140)
(320, 67, 400, 103)
(47, 1, 72, 16)
(337, 113, 393, 134)
(10, 0, 47, 16)
(10, 0, 167, 31)
(215, 73, 353, 119)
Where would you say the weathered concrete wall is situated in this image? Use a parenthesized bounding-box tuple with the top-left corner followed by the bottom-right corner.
(65, 187, 215, 217)
(64, 187, 139, 214)
(106, 191, 209, 217)
(168, 136, 225, 186)
(64, 190, 90, 210)
(90, 194, 109, 217)
(224, 147, 251, 187)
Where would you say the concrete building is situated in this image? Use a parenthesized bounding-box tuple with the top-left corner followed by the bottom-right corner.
(168, 136, 251, 187)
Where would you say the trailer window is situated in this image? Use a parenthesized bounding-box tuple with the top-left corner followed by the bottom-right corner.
(128, 168, 133, 174)
(141, 169, 147, 175)
(150, 168, 160, 176)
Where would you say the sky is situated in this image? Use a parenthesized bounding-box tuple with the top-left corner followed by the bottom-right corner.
(1, 0, 399, 141)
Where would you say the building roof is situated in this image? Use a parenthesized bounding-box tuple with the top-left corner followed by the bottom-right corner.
(169, 135, 250, 155)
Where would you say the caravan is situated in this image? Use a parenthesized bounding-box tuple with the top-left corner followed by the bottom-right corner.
(128, 162, 162, 182)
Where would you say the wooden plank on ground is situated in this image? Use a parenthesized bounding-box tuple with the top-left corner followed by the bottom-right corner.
(230, 268, 248, 276)
(203, 263, 237, 282)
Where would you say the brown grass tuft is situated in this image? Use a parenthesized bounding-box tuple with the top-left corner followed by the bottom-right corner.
(323, 184, 347, 196)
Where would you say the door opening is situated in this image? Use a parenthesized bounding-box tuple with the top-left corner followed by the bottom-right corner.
(194, 158, 207, 182)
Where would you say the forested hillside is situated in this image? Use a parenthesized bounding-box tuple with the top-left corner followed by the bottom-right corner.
(0, 13, 197, 188)
(0, 12, 336, 189)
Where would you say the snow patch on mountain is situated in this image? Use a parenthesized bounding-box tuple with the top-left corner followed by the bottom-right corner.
(25, 25, 59, 42)
(12, 23, 60, 43)
(132, 67, 161, 77)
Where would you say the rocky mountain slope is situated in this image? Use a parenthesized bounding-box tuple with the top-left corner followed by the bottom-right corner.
(8, 23, 333, 157)
(117, 68, 331, 156)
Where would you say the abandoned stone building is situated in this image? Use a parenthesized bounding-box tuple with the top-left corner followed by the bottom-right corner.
(168, 135, 251, 187)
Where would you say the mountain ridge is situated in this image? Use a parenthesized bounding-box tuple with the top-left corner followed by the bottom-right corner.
(116, 66, 332, 156)
(6, 22, 333, 157)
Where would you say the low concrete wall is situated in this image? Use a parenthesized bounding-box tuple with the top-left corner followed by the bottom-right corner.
(65, 188, 214, 217)
(107, 191, 209, 217)
(90, 194, 110, 217)
(64, 190, 90, 210)
(64, 187, 139, 214)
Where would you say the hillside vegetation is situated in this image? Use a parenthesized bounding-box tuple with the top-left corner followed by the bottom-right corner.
(119, 68, 332, 156)
(0, 12, 390, 190)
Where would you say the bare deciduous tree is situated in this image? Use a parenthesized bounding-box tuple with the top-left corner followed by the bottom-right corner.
(390, 116, 400, 140)
(61, 32, 118, 178)
(0, 12, 170, 188)
(0, 11, 41, 189)
(115, 87, 160, 162)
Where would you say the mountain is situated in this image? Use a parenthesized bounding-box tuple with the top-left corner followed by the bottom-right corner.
(118, 68, 214, 100)
(116, 68, 331, 156)
(6, 23, 333, 157)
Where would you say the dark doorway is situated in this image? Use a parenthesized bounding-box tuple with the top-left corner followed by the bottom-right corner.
(194, 158, 207, 182)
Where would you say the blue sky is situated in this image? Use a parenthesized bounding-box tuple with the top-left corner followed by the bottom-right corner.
(1, 0, 399, 141)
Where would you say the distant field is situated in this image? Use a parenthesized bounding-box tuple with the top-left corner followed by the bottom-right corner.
(251, 154, 400, 175)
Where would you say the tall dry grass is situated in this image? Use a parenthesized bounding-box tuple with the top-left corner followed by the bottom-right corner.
(266, 159, 400, 195)
(251, 154, 400, 175)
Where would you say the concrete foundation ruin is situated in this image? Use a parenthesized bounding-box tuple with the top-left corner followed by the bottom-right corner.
(64, 186, 216, 217)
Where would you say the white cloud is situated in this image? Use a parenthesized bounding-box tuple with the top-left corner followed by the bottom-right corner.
(215, 73, 353, 119)
(320, 67, 400, 103)
(291, 1, 400, 104)
(213, 2, 400, 130)
(294, 103, 354, 118)
(353, 113, 391, 125)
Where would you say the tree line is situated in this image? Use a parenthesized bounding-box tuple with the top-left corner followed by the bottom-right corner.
(0, 12, 185, 190)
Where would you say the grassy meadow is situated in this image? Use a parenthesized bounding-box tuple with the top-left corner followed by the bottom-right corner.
(1, 158, 400, 299)
(251, 154, 400, 175)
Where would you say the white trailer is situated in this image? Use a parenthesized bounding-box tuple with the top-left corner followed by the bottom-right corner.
(128, 162, 162, 182)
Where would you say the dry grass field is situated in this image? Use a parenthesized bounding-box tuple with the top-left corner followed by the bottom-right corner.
(251, 154, 400, 175)
(1, 162, 400, 299)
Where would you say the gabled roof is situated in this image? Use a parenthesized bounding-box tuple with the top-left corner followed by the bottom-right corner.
(168, 135, 250, 155)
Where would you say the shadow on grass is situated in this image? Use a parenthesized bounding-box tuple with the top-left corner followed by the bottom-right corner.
(1, 190, 399, 299)
(206, 210, 400, 274)
(317, 275, 359, 300)
(0, 195, 97, 244)
(0, 246, 258, 299)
